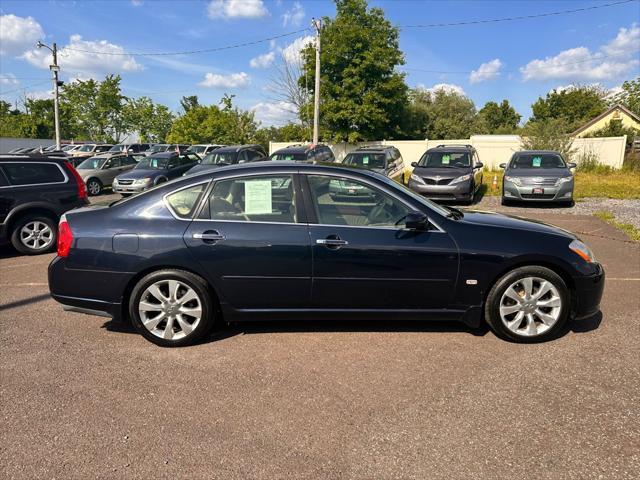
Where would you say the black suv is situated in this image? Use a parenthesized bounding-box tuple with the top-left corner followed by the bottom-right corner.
(186, 144, 267, 175)
(0, 155, 89, 254)
(269, 144, 335, 163)
(407, 144, 483, 203)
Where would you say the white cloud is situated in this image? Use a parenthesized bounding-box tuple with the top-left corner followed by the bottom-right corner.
(251, 101, 298, 126)
(199, 72, 250, 88)
(22, 34, 143, 78)
(521, 24, 640, 82)
(281, 35, 314, 64)
(131, 0, 143, 6)
(250, 51, 275, 69)
(469, 58, 502, 84)
(207, 0, 268, 19)
(282, 2, 305, 27)
(25, 89, 53, 101)
(0, 14, 44, 56)
(0, 73, 19, 86)
(417, 83, 466, 97)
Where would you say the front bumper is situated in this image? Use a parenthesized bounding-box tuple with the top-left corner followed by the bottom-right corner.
(407, 179, 473, 201)
(112, 182, 150, 194)
(573, 264, 605, 319)
(503, 180, 574, 202)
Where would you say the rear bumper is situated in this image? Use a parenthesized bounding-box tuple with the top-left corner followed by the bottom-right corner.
(573, 265, 605, 319)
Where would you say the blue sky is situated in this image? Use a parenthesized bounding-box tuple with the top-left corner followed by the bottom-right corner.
(1, 0, 639, 127)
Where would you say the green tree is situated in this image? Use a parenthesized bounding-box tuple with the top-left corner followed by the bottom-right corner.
(521, 118, 575, 158)
(477, 100, 521, 134)
(611, 76, 640, 117)
(123, 97, 174, 143)
(530, 85, 607, 132)
(300, 0, 408, 142)
(180, 95, 199, 114)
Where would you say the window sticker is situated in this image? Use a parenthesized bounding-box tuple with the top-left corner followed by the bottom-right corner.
(285, 155, 293, 161)
(244, 180, 272, 214)
(532, 156, 542, 167)
(363, 156, 369, 165)
(442, 154, 450, 165)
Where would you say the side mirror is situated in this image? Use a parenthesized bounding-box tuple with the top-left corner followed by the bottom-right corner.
(411, 161, 418, 168)
(567, 162, 577, 169)
(499, 163, 507, 169)
(405, 211, 429, 231)
(476, 162, 483, 168)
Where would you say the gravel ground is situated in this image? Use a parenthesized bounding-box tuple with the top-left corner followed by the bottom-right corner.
(476, 196, 640, 230)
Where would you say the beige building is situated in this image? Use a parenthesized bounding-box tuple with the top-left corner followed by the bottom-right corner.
(571, 104, 640, 138)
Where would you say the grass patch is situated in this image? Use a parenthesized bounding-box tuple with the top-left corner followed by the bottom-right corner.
(593, 211, 640, 241)
(480, 169, 640, 199)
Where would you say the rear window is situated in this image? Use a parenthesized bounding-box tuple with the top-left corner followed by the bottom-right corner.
(1, 162, 65, 185)
(270, 152, 307, 161)
(510, 154, 566, 169)
(343, 153, 386, 169)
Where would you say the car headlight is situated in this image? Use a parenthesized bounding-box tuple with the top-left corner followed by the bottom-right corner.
(569, 239, 596, 263)
(133, 177, 152, 185)
(112, 178, 119, 184)
(557, 176, 573, 184)
(410, 173, 425, 184)
(504, 175, 522, 186)
(450, 173, 472, 184)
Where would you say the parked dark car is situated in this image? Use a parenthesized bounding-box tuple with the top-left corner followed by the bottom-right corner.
(500, 150, 576, 205)
(186, 144, 267, 175)
(269, 144, 335, 163)
(108, 143, 151, 154)
(49, 162, 604, 347)
(0, 155, 88, 254)
(408, 144, 483, 203)
(112, 152, 200, 196)
(141, 144, 189, 156)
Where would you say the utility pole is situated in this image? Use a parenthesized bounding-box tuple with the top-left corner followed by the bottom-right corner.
(37, 41, 62, 150)
(312, 18, 322, 145)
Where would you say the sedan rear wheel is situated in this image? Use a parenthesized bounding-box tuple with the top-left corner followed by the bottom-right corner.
(485, 266, 569, 343)
(129, 270, 215, 347)
(87, 178, 102, 196)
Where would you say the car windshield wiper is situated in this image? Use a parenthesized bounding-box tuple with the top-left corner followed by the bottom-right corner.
(445, 205, 464, 219)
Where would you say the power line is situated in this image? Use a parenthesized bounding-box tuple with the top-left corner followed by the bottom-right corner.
(62, 28, 310, 57)
(0, 80, 52, 97)
(401, 0, 637, 28)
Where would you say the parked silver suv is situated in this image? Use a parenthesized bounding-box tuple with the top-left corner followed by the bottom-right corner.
(500, 150, 576, 205)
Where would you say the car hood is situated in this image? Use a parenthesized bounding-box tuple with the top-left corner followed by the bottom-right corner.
(116, 169, 164, 180)
(413, 166, 471, 177)
(505, 168, 572, 178)
(459, 209, 576, 239)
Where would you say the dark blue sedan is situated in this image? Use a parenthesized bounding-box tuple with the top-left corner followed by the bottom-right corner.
(112, 152, 200, 196)
(49, 162, 604, 347)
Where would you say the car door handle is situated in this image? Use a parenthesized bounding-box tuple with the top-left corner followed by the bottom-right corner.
(193, 231, 225, 242)
(316, 238, 348, 248)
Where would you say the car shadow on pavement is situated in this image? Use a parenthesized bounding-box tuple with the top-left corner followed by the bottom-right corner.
(0, 293, 51, 312)
(0, 245, 22, 260)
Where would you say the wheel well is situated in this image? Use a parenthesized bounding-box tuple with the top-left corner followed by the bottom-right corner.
(119, 265, 221, 323)
(8, 207, 58, 235)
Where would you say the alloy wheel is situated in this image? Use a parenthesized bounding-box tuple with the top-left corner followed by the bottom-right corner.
(499, 276, 562, 337)
(88, 180, 101, 195)
(138, 279, 202, 341)
(20, 221, 54, 250)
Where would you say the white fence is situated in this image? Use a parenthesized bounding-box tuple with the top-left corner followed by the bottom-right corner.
(270, 135, 628, 171)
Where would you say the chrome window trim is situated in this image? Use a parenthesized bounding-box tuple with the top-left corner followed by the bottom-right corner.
(0, 161, 69, 189)
(162, 180, 211, 220)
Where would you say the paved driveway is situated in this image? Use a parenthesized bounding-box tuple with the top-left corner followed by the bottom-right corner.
(1, 210, 639, 479)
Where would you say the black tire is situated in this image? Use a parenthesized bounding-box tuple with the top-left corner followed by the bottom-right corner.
(86, 178, 102, 196)
(484, 266, 570, 343)
(10, 214, 57, 255)
(129, 269, 215, 347)
(501, 196, 511, 206)
(155, 176, 168, 185)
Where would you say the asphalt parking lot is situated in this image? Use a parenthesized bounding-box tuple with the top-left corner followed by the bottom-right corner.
(1, 204, 639, 478)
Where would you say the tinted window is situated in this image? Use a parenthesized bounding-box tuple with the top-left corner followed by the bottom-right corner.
(510, 154, 566, 169)
(203, 175, 296, 223)
(343, 153, 386, 169)
(308, 175, 410, 227)
(77, 157, 107, 170)
(135, 157, 169, 170)
(1, 162, 65, 185)
(202, 151, 238, 165)
(166, 183, 206, 219)
(418, 151, 470, 168)
(247, 150, 265, 162)
(270, 152, 306, 161)
(104, 157, 121, 168)
(122, 155, 138, 166)
(0, 170, 8, 187)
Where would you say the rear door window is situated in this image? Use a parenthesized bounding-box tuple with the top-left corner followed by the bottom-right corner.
(166, 183, 207, 219)
(1, 162, 65, 185)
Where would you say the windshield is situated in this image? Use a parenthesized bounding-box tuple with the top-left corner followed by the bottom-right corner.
(510, 153, 566, 169)
(78, 145, 95, 152)
(202, 151, 238, 165)
(77, 157, 107, 170)
(135, 156, 169, 169)
(148, 145, 168, 153)
(270, 152, 306, 161)
(61, 145, 77, 151)
(109, 145, 125, 152)
(188, 145, 207, 154)
(343, 152, 386, 169)
(418, 151, 470, 168)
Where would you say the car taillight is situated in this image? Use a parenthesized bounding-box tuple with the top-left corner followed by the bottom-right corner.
(64, 161, 87, 200)
(57, 218, 73, 257)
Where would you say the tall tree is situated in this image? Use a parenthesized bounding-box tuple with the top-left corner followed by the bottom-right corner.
(180, 95, 200, 114)
(123, 97, 174, 142)
(300, 0, 408, 142)
(521, 118, 575, 159)
(530, 85, 607, 132)
(611, 76, 640, 117)
(268, 52, 311, 127)
(478, 100, 521, 134)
